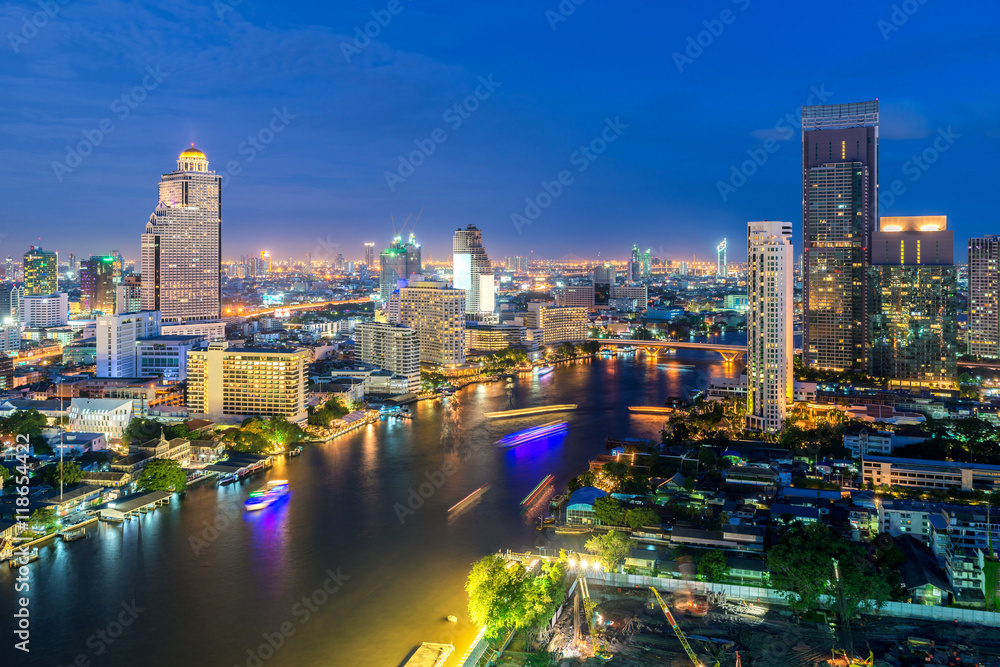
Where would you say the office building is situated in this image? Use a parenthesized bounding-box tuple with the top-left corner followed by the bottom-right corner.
(67, 398, 134, 441)
(968, 235, 1000, 359)
(627, 245, 641, 282)
(379, 233, 422, 302)
(354, 322, 420, 393)
(116, 275, 143, 314)
(746, 220, 793, 433)
(364, 242, 376, 268)
(398, 281, 465, 366)
(19, 292, 68, 327)
(141, 146, 222, 322)
(161, 320, 226, 341)
(452, 225, 495, 316)
(557, 285, 595, 309)
(611, 284, 647, 310)
(3, 256, 13, 282)
(0, 324, 19, 355)
(869, 216, 958, 388)
(863, 456, 1000, 493)
(186, 341, 309, 421)
(641, 248, 651, 278)
(80, 255, 117, 316)
(96, 311, 162, 378)
(717, 239, 728, 277)
(593, 264, 615, 307)
(0, 284, 22, 323)
(24, 247, 58, 296)
(136, 335, 203, 382)
(520, 302, 587, 346)
(0, 353, 12, 391)
(802, 100, 879, 372)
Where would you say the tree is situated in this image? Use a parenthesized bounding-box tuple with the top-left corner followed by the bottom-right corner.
(567, 471, 594, 492)
(122, 417, 167, 446)
(466, 555, 538, 639)
(632, 327, 654, 341)
(36, 462, 83, 487)
(136, 459, 187, 493)
(0, 465, 11, 484)
(697, 550, 729, 582)
(580, 340, 601, 355)
(585, 530, 634, 572)
(593, 496, 624, 526)
(29, 508, 59, 533)
(0, 409, 47, 443)
(768, 523, 890, 619)
(625, 507, 660, 530)
(225, 430, 270, 455)
(557, 342, 577, 358)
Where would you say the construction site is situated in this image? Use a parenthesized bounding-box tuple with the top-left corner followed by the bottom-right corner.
(525, 578, 1000, 667)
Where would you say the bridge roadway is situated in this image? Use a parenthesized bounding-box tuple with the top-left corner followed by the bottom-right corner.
(597, 338, 747, 363)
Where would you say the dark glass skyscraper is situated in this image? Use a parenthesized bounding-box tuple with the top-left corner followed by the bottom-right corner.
(802, 100, 879, 372)
(869, 216, 958, 389)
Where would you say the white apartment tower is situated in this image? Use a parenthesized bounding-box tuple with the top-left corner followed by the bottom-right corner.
(96, 311, 162, 378)
(969, 236, 1000, 359)
(746, 221, 793, 432)
(141, 146, 222, 322)
(355, 322, 421, 393)
(398, 281, 466, 366)
(452, 225, 495, 316)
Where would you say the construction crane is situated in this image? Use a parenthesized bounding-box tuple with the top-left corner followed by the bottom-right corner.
(578, 575, 613, 662)
(649, 587, 719, 667)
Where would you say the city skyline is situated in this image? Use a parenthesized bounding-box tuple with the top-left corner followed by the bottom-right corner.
(2, 3, 997, 261)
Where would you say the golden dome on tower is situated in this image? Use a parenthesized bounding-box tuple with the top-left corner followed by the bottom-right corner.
(179, 144, 206, 159)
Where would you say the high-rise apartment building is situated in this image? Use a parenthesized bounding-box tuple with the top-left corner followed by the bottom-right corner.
(23, 247, 58, 296)
(354, 322, 420, 393)
(141, 146, 222, 322)
(96, 311, 162, 378)
(802, 101, 879, 372)
(19, 292, 68, 327)
(505, 256, 528, 273)
(746, 221, 793, 433)
(116, 275, 143, 315)
(0, 284, 22, 323)
(452, 225, 495, 316)
(379, 233, 422, 302)
(870, 217, 958, 388)
(593, 264, 615, 307)
(186, 341, 309, 421)
(717, 239, 728, 278)
(968, 235, 1000, 359)
(398, 281, 465, 366)
(80, 255, 117, 315)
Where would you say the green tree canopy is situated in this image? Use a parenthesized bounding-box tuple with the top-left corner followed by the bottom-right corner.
(0, 409, 47, 444)
(769, 523, 890, 619)
(593, 496, 624, 526)
(625, 507, 660, 530)
(697, 549, 729, 582)
(136, 459, 188, 493)
(36, 462, 83, 487)
(29, 508, 59, 533)
(585, 530, 634, 571)
(466, 555, 545, 640)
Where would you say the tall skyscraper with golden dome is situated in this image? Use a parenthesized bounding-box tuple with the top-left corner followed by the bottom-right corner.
(141, 146, 222, 322)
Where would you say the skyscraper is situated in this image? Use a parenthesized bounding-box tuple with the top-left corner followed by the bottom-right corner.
(452, 225, 495, 316)
(716, 239, 728, 278)
(869, 216, 958, 388)
(364, 242, 376, 268)
(641, 248, 651, 278)
(116, 274, 143, 315)
(3, 256, 13, 281)
(23, 246, 58, 295)
(379, 233, 421, 302)
(746, 221, 793, 433)
(627, 245, 641, 282)
(141, 146, 222, 322)
(355, 321, 421, 393)
(968, 235, 1000, 359)
(79, 255, 117, 315)
(802, 100, 879, 372)
(398, 281, 465, 366)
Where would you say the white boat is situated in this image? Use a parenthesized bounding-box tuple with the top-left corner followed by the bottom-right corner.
(244, 480, 290, 511)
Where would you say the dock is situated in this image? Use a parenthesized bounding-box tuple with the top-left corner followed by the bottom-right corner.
(402, 642, 454, 667)
(484, 404, 577, 419)
(95, 490, 172, 522)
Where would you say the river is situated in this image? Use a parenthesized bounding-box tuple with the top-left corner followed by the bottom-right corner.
(1, 346, 744, 667)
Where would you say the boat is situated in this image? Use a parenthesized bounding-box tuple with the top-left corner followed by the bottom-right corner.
(218, 473, 237, 486)
(61, 529, 86, 542)
(446, 615, 458, 623)
(100, 515, 124, 524)
(536, 365, 555, 376)
(244, 480, 290, 511)
(448, 484, 490, 513)
(287, 446, 303, 457)
(495, 421, 568, 448)
(8, 548, 39, 567)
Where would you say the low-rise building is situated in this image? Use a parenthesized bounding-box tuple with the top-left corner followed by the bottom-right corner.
(566, 486, 607, 526)
(863, 456, 1000, 492)
(67, 398, 134, 442)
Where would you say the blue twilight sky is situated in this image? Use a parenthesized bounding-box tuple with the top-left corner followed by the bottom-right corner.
(0, 0, 998, 265)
